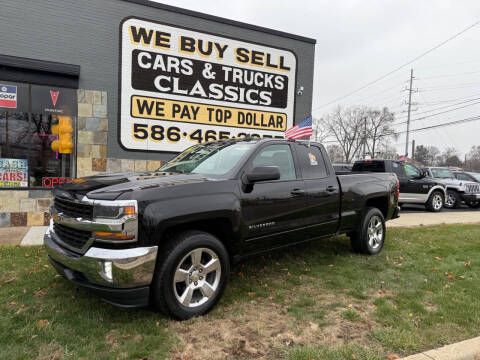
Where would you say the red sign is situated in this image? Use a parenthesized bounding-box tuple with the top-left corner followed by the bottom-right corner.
(50, 90, 59, 107)
(42, 177, 72, 188)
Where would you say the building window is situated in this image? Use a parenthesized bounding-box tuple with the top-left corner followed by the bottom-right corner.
(0, 82, 76, 189)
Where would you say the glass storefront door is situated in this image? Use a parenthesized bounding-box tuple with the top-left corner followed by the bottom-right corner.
(0, 81, 76, 189)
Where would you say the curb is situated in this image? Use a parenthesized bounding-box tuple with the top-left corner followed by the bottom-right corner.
(400, 336, 480, 360)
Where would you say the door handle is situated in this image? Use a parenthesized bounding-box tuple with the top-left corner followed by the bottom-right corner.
(291, 189, 305, 196)
(326, 186, 337, 192)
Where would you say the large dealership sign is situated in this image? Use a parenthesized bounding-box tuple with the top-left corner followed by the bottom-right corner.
(119, 17, 297, 152)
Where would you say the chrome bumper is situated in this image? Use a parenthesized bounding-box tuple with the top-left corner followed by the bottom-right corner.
(44, 225, 158, 288)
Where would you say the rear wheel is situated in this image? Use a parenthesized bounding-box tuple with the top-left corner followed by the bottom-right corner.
(445, 190, 460, 209)
(349, 207, 386, 255)
(151, 230, 230, 320)
(426, 191, 444, 212)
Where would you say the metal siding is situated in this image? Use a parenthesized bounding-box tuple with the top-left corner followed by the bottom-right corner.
(0, 0, 315, 161)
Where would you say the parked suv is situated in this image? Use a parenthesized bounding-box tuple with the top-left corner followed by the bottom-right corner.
(352, 160, 447, 212)
(424, 167, 480, 209)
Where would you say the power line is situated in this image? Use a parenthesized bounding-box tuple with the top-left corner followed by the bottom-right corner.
(312, 18, 480, 113)
(393, 100, 480, 125)
(420, 81, 480, 89)
(394, 96, 480, 120)
(421, 85, 480, 92)
(414, 93, 480, 106)
(396, 115, 480, 135)
(416, 69, 480, 80)
(322, 115, 480, 144)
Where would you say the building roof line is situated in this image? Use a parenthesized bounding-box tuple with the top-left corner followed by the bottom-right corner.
(120, 0, 317, 44)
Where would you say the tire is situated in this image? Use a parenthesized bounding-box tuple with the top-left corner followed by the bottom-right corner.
(151, 230, 230, 320)
(349, 207, 386, 255)
(425, 190, 444, 212)
(467, 201, 480, 209)
(445, 190, 460, 209)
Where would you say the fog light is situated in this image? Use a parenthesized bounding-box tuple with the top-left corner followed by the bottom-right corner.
(102, 261, 113, 282)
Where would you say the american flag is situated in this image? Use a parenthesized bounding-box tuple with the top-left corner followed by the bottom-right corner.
(285, 116, 313, 139)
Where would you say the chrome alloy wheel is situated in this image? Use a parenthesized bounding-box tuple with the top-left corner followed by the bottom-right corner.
(367, 215, 383, 249)
(445, 193, 456, 207)
(433, 194, 443, 210)
(173, 247, 221, 308)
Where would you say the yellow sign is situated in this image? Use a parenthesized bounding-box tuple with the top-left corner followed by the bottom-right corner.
(131, 96, 287, 131)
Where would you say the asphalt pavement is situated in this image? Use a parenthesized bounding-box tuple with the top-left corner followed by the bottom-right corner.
(400, 204, 477, 213)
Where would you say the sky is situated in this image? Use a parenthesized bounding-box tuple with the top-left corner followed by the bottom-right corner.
(153, 0, 480, 158)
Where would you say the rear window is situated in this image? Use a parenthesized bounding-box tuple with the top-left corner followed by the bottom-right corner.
(352, 161, 385, 172)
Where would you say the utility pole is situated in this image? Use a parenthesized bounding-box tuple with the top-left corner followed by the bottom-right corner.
(405, 69, 414, 157)
(411, 139, 415, 161)
(363, 117, 367, 158)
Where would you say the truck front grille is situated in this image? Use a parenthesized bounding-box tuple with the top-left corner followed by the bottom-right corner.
(53, 223, 92, 252)
(54, 197, 93, 220)
(465, 183, 480, 193)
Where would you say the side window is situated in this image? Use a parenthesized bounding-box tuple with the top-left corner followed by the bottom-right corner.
(251, 144, 296, 181)
(296, 144, 328, 178)
(404, 163, 420, 177)
(392, 162, 405, 178)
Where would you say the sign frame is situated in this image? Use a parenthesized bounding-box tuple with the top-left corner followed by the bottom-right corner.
(118, 16, 298, 154)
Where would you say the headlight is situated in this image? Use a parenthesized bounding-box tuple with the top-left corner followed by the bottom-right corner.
(93, 205, 136, 219)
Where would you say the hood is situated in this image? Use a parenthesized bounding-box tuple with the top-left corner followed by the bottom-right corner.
(56, 171, 212, 200)
(436, 178, 462, 186)
(434, 177, 478, 189)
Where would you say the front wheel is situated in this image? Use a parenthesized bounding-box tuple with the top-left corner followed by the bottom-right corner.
(445, 190, 460, 209)
(151, 230, 230, 320)
(349, 207, 386, 255)
(426, 191, 444, 212)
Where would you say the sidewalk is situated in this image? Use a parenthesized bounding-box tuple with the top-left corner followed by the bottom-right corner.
(388, 211, 480, 227)
(400, 336, 480, 360)
(0, 226, 47, 246)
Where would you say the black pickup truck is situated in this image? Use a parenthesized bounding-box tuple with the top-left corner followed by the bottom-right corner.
(45, 138, 399, 319)
(352, 160, 447, 212)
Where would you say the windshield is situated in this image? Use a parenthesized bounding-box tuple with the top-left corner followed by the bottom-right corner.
(431, 168, 454, 179)
(468, 172, 480, 182)
(158, 142, 254, 176)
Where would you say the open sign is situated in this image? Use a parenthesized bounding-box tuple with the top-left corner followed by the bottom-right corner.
(42, 177, 72, 188)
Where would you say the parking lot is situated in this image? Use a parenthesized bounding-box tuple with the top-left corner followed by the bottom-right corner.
(387, 204, 479, 228)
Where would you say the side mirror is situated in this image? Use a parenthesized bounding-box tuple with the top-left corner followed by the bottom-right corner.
(244, 166, 280, 184)
(419, 169, 428, 178)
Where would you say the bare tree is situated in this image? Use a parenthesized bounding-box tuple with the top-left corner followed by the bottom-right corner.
(311, 117, 330, 143)
(426, 146, 441, 165)
(326, 144, 344, 163)
(323, 106, 366, 163)
(439, 147, 462, 167)
(466, 145, 480, 171)
(364, 107, 397, 158)
(377, 143, 398, 160)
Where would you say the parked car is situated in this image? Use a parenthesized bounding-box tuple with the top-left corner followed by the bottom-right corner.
(352, 159, 447, 212)
(45, 138, 400, 319)
(423, 167, 480, 209)
(333, 163, 353, 172)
